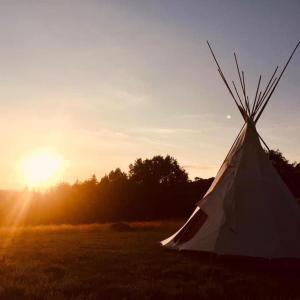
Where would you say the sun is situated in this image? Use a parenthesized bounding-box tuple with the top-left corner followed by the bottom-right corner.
(19, 149, 65, 188)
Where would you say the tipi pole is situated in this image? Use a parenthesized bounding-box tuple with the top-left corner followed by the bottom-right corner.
(258, 134, 270, 152)
(254, 76, 278, 115)
(234, 53, 248, 114)
(255, 41, 300, 123)
(217, 68, 245, 117)
(232, 81, 246, 111)
(207, 41, 246, 119)
(253, 67, 278, 115)
(251, 75, 262, 116)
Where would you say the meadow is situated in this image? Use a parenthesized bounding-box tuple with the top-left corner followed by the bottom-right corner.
(0, 221, 300, 300)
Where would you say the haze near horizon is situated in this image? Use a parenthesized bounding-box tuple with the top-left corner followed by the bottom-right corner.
(1, 0, 299, 189)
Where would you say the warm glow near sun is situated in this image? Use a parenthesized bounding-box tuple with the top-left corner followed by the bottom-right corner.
(19, 150, 65, 188)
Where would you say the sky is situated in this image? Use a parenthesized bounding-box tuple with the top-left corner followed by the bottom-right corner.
(0, 0, 299, 188)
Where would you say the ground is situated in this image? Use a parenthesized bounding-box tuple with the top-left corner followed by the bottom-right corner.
(0, 221, 300, 300)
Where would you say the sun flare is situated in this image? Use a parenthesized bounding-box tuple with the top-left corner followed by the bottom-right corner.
(19, 150, 65, 188)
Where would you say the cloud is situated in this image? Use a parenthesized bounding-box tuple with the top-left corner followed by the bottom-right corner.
(173, 112, 215, 120)
(83, 128, 130, 139)
(78, 127, 176, 149)
(111, 90, 146, 105)
(129, 127, 203, 135)
(183, 164, 216, 170)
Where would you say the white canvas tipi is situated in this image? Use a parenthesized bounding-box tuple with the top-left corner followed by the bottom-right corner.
(161, 42, 300, 258)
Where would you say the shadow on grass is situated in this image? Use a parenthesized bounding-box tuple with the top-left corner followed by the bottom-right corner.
(177, 249, 300, 275)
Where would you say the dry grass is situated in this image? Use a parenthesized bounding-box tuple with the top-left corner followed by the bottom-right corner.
(0, 221, 299, 299)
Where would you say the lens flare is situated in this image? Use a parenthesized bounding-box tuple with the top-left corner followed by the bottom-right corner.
(19, 149, 65, 188)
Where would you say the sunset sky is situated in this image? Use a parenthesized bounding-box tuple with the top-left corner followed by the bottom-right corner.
(1, 0, 300, 189)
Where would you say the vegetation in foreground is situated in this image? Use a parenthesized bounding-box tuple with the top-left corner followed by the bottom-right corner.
(0, 222, 300, 300)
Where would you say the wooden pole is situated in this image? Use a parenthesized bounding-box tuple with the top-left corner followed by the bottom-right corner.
(258, 133, 270, 152)
(217, 68, 244, 115)
(251, 75, 262, 116)
(234, 53, 248, 115)
(254, 76, 278, 115)
(253, 66, 278, 114)
(232, 81, 246, 111)
(242, 71, 250, 114)
(255, 41, 300, 123)
(207, 41, 246, 119)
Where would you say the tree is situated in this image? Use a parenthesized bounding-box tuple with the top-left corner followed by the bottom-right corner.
(108, 168, 127, 182)
(267, 149, 300, 197)
(129, 155, 188, 185)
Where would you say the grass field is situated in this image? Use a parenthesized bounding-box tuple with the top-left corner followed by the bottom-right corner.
(0, 221, 300, 300)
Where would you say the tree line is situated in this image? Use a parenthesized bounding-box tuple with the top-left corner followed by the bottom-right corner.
(0, 150, 299, 226)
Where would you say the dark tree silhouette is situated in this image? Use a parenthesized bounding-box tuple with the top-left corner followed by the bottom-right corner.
(129, 155, 188, 185)
(0, 151, 298, 226)
(268, 149, 300, 197)
(101, 168, 128, 184)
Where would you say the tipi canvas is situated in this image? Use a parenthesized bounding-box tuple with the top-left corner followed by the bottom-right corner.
(161, 42, 300, 258)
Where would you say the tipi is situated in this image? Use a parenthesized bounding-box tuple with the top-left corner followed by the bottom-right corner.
(161, 41, 300, 258)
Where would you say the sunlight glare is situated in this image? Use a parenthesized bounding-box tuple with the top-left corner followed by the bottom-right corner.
(19, 150, 65, 188)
